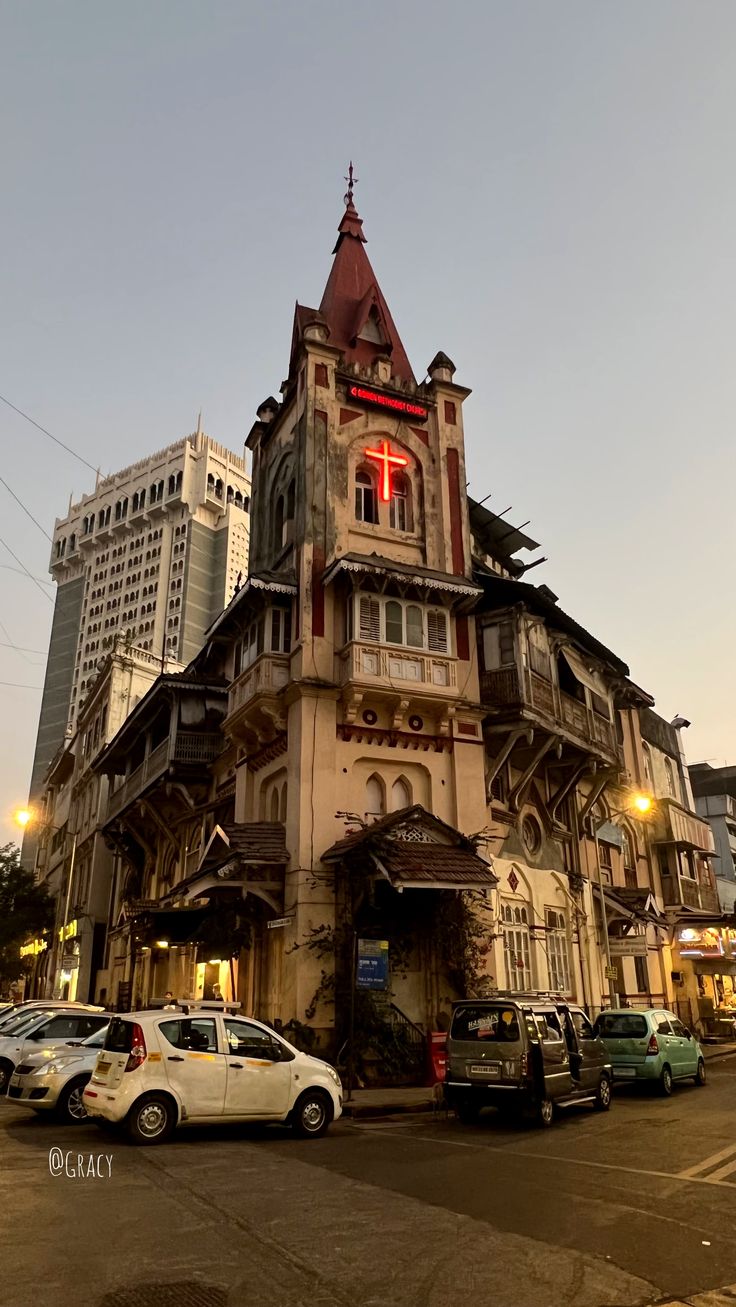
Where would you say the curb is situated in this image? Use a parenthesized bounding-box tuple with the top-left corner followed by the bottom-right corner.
(342, 1099, 435, 1120)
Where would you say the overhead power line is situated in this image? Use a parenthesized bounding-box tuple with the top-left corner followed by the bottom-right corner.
(0, 641, 47, 655)
(0, 475, 52, 541)
(0, 680, 43, 690)
(0, 535, 53, 602)
(0, 392, 98, 474)
(0, 563, 54, 586)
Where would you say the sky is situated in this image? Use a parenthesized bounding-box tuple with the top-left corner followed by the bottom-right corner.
(1, 0, 735, 847)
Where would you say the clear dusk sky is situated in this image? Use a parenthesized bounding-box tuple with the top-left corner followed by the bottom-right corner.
(2, 1, 735, 845)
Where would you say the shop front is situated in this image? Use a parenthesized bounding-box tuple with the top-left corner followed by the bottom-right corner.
(671, 920, 736, 1037)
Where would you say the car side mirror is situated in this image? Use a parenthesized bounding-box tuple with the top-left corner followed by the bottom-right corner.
(269, 1042, 282, 1062)
(684, 1029, 692, 1039)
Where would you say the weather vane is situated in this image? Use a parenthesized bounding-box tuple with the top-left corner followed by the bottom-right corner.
(344, 160, 358, 207)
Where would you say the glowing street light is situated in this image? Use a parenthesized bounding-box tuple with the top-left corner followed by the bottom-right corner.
(631, 793, 653, 816)
(14, 809, 32, 829)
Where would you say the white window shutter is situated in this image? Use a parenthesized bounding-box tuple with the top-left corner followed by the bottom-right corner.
(359, 596, 380, 642)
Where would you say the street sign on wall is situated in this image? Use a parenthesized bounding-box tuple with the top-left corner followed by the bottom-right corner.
(356, 939, 389, 990)
(609, 937, 648, 958)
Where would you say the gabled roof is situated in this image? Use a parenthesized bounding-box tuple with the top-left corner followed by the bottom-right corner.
(303, 199, 415, 385)
(323, 552, 480, 598)
(322, 804, 496, 891)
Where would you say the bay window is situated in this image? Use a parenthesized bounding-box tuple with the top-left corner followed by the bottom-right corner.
(352, 594, 449, 654)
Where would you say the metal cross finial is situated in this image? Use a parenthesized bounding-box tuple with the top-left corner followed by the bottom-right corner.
(343, 160, 358, 207)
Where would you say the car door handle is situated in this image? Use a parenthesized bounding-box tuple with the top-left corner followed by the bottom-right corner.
(167, 1055, 185, 1062)
(230, 1062, 243, 1069)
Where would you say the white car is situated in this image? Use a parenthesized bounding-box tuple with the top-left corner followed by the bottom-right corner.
(7, 1024, 109, 1123)
(83, 1007, 343, 1144)
(0, 1007, 108, 1094)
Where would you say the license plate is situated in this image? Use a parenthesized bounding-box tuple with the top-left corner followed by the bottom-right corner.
(95, 1061, 111, 1077)
(614, 1066, 636, 1078)
(470, 1063, 500, 1077)
(9, 1075, 20, 1088)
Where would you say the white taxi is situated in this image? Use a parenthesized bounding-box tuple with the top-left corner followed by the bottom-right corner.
(83, 1005, 342, 1144)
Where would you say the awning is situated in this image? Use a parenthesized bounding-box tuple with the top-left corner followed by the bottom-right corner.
(592, 884, 662, 925)
(372, 844, 496, 891)
(560, 646, 609, 701)
(135, 907, 211, 945)
(693, 959, 736, 977)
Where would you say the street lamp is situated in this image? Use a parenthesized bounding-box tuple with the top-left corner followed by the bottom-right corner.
(15, 808, 78, 998)
(594, 791, 655, 1009)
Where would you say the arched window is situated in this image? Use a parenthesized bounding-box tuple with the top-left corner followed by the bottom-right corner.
(502, 898, 533, 991)
(642, 743, 653, 788)
(405, 605, 423, 648)
(389, 473, 411, 531)
(664, 756, 677, 798)
(391, 776, 412, 811)
(270, 788, 280, 822)
(365, 774, 385, 822)
(385, 600, 403, 644)
(274, 497, 284, 551)
(279, 783, 287, 824)
(355, 468, 378, 524)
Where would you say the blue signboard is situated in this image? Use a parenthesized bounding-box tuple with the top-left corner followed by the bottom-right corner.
(356, 939, 389, 991)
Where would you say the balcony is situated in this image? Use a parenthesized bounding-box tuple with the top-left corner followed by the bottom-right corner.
(662, 874, 721, 915)
(652, 797, 716, 854)
(336, 641, 458, 699)
(480, 666, 619, 760)
(106, 731, 223, 821)
(227, 653, 290, 720)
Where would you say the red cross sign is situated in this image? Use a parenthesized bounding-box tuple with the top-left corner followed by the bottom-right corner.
(364, 439, 409, 502)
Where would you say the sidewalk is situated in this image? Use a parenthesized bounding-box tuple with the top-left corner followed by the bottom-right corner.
(342, 1044, 736, 1119)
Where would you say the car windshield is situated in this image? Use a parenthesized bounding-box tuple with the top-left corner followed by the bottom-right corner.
(0, 1009, 54, 1035)
(595, 1013, 648, 1038)
(450, 1005, 522, 1043)
(80, 1024, 110, 1048)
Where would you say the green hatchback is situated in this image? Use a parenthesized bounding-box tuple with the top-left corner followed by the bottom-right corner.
(593, 1008, 706, 1096)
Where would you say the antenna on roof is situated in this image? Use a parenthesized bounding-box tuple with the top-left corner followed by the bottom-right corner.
(343, 160, 358, 207)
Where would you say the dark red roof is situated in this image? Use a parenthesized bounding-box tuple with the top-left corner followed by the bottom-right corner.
(382, 845, 495, 889)
(315, 201, 416, 384)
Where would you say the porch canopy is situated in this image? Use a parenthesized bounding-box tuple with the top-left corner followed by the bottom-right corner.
(593, 885, 665, 927)
(161, 822, 288, 913)
(322, 805, 496, 891)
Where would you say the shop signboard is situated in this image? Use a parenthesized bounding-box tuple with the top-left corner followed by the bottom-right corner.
(356, 939, 389, 991)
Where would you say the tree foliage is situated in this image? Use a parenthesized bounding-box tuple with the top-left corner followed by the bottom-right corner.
(0, 844, 55, 987)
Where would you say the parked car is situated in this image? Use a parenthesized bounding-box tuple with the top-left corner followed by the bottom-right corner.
(0, 1000, 101, 1034)
(445, 995, 613, 1127)
(593, 1008, 706, 1095)
(83, 1006, 343, 1145)
(0, 1007, 109, 1093)
(6, 1023, 110, 1123)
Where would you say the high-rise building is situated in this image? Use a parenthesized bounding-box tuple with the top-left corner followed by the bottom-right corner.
(25, 423, 250, 825)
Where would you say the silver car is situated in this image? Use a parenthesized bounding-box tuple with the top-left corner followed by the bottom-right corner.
(6, 1024, 110, 1123)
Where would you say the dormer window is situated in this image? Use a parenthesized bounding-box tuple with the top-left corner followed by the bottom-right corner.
(355, 468, 378, 524)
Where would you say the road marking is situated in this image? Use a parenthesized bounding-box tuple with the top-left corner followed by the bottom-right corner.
(678, 1141, 736, 1179)
(353, 1123, 736, 1188)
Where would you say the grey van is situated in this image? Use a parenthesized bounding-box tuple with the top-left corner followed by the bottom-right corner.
(445, 995, 613, 1127)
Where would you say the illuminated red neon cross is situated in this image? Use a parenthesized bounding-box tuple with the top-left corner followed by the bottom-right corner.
(364, 439, 409, 502)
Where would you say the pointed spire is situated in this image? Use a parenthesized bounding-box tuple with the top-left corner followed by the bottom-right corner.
(316, 167, 415, 384)
(196, 409, 203, 438)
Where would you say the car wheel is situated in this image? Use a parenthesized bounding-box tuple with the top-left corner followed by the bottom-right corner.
(55, 1077, 90, 1125)
(693, 1058, 707, 1087)
(594, 1075, 612, 1111)
(536, 1098, 554, 1128)
(292, 1089, 333, 1139)
(126, 1094, 175, 1145)
(0, 1060, 13, 1095)
(659, 1064, 673, 1097)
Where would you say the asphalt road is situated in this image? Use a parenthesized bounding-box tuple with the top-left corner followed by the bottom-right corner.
(4, 1060, 736, 1307)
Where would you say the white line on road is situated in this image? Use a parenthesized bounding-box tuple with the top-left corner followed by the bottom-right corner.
(678, 1141, 736, 1179)
(354, 1124, 736, 1189)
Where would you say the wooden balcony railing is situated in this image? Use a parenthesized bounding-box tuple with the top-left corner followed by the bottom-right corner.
(661, 874, 720, 914)
(106, 732, 222, 821)
(480, 667, 617, 756)
(337, 642, 457, 694)
(228, 653, 290, 717)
